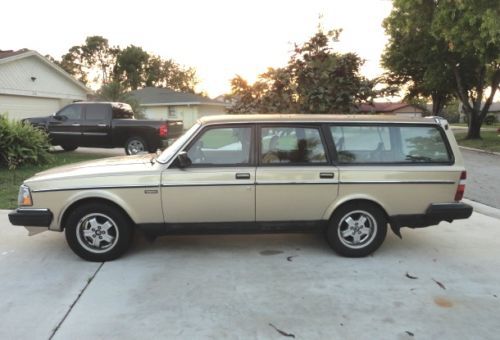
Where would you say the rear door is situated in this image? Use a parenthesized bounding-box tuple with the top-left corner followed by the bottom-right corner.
(81, 103, 112, 147)
(255, 124, 339, 222)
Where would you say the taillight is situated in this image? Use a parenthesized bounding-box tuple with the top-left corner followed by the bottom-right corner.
(454, 171, 466, 201)
(159, 124, 168, 137)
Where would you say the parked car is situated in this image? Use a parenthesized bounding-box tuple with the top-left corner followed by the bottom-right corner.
(23, 102, 183, 155)
(9, 114, 472, 261)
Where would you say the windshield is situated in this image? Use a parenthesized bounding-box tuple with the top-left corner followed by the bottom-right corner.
(157, 123, 201, 164)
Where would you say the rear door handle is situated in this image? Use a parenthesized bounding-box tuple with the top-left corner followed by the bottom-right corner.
(235, 173, 251, 180)
(319, 172, 335, 179)
(71, 123, 81, 127)
(97, 123, 106, 127)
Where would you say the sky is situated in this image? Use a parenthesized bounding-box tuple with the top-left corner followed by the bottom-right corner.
(2, 0, 393, 98)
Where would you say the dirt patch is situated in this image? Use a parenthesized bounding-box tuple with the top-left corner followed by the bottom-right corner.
(434, 297, 453, 308)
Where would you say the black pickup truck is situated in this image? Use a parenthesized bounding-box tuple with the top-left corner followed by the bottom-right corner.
(23, 102, 183, 155)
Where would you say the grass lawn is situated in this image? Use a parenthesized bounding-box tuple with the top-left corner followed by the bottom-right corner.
(455, 131, 500, 153)
(0, 152, 110, 210)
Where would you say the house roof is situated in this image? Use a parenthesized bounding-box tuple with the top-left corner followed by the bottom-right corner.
(129, 87, 227, 107)
(0, 49, 91, 94)
(358, 102, 420, 113)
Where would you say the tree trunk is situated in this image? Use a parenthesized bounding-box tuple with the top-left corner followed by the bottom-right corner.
(466, 111, 482, 139)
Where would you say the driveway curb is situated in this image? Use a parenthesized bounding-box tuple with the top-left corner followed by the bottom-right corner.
(463, 198, 500, 220)
(459, 146, 500, 156)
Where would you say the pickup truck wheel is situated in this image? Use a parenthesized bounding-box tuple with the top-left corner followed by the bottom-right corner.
(326, 203, 387, 257)
(61, 144, 78, 152)
(125, 137, 147, 155)
(65, 203, 133, 262)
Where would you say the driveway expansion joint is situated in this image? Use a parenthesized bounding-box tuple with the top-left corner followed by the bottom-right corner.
(48, 262, 104, 340)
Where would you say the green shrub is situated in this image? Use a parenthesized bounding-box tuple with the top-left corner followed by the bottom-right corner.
(0, 114, 53, 170)
(484, 115, 497, 125)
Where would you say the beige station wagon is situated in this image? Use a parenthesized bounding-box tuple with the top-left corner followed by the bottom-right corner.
(9, 114, 473, 261)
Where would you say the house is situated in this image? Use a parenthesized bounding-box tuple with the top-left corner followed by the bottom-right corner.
(358, 102, 425, 117)
(0, 49, 91, 120)
(130, 87, 228, 128)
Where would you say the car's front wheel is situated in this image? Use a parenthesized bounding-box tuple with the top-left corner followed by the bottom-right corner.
(61, 144, 78, 152)
(65, 203, 133, 261)
(326, 202, 387, 257)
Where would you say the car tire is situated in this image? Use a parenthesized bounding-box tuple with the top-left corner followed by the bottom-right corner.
(125, 136, 148, 155)
(326, 202, 387, 257)
(65, 203, 134, 262)
(61, 144, 78, 152)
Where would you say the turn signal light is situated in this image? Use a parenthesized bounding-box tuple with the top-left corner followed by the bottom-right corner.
(454, 171, 466, 201)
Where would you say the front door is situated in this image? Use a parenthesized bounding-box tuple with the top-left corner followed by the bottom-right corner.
(256, 125, 339, 222)
(48, 104, 83, 146)
(161, 125, 255, 223)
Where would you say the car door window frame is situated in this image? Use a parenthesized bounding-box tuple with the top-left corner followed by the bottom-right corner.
(257, 123, 333, 166)
(172, 123, 256, 168)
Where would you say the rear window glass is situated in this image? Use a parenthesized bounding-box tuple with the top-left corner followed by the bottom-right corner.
(330, 125, 451, 164)
(85, 104, 109, 120)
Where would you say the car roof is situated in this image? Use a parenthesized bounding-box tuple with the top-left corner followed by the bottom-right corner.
(198, 114, 441, 125)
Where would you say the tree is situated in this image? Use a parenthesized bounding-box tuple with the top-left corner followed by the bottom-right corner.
(382, 0, 456, 115)
(80, 36, 119, 84)
(227, 28, 376, 114)
(96, 81, 144, 118)
(113, 45, 150, 90)
(145, 55, 198, 92)
(59, 46, 88, 84)
(382, 0, 500, 139)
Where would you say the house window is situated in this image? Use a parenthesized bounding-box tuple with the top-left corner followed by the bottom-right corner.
(168, 107, 177, 118)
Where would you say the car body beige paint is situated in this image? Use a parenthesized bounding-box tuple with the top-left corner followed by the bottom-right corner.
(16, 114, 465, 232)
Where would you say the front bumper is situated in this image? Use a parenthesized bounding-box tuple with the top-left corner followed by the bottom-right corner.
(389, 202, 473, 237)
(8, 208, 53, 227)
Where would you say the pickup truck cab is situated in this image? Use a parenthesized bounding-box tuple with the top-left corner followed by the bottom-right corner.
(24, 102, 183, 154)
(9, 114, 473, 261)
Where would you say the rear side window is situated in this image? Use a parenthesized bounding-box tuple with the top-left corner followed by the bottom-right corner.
(260, 126, 327, 164)
(330, 125, 451, 164)
(85, 104, 109, 120)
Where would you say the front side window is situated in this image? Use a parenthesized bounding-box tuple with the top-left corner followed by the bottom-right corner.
(330, 124, 451, 164)
(186, 126, 252, 165)
(57, 105, 82, 120)
(260, 126, 327, 164)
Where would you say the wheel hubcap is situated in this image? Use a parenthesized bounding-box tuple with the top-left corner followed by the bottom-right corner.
(338, 210, 377, 249)
(128, 140, 144, 154)
(76, 213, 119, 253)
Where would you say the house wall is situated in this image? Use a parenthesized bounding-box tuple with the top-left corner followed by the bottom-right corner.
(142, 104, 227, 128)
(0, 56, 87, 100)
(0, 55, 88, 119)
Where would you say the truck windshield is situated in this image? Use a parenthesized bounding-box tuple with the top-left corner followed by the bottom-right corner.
(156, 123, 201, 164)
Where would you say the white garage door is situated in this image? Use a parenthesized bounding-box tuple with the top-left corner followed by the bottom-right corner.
(0, 95, 62, 120)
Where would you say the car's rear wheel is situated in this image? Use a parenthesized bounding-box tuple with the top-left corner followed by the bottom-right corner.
(125, 136, 147, 155)
(61, 144, 78, 152)
(65, 203, 133, 261)
(326, 202, 387, 257)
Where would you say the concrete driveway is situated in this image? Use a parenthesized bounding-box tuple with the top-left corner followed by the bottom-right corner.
(1, 209, 499, 339)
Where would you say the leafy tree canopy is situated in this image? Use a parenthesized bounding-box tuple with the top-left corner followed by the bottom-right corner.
(228, 28, 377, 114)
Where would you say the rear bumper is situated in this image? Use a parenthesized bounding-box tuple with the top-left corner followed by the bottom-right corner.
(8, 208, 53, 227)
(389, 203, 473, 237)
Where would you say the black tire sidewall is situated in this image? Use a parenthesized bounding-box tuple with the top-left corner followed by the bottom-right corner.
(65, 203, 133, 261)
(326, 203, 387, 257)
(125, 136, 147, 155)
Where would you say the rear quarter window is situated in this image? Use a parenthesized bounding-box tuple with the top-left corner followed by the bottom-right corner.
(330, 124, 452, 164)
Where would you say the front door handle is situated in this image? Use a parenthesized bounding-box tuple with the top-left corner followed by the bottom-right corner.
(319, 172, 335, 179)
(97, 123, 106, 127)
(71, 123, 81, 127)
(235, 173, 251, 180)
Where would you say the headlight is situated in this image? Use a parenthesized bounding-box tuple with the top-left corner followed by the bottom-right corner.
(18, 185, 33, 206)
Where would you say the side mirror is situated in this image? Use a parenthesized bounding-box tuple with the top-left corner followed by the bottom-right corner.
(177, 151, 192, 168)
